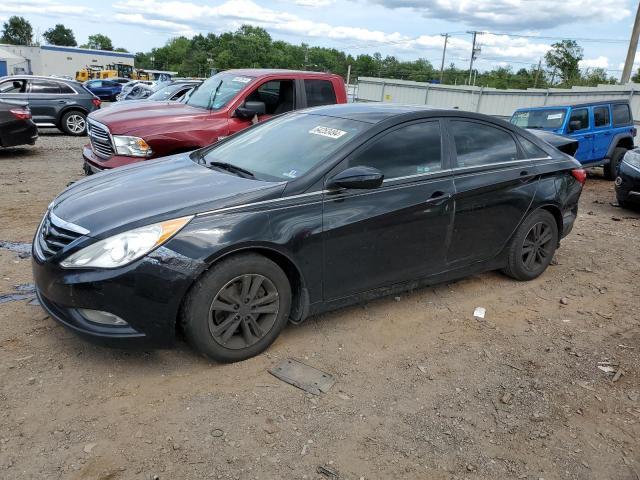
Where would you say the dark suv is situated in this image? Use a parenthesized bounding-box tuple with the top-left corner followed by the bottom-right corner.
(0, 76, 100, 135)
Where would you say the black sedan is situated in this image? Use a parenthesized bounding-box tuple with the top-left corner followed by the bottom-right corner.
(32, 104, 585, 362)
(615, 149, 640, 207)
(0, 99, 37, 148)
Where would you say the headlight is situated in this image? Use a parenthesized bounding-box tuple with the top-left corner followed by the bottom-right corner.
(60, 216, 192, 269)
(113, 135, 153, 157)
(623, 150, 640, 170)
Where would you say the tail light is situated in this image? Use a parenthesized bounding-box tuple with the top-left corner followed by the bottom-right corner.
(571, 169, 587, 185)
(10, 108, 31, 120)
(92, 98, 101, 107)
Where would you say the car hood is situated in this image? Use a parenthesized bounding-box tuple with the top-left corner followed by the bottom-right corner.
(51, 154, 285, 238)
(89, 102, 212, 136)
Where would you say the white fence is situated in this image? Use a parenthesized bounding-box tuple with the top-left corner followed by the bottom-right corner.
(356, 77, 640, 121)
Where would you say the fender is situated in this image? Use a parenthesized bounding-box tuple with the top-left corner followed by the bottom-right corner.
(605, 133, 634, 159)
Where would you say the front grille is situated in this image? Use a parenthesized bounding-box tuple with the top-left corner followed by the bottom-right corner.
(88, 120, 114, 159)
(37, 212, 83, 260)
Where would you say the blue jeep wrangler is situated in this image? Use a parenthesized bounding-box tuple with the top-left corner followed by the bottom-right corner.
(510, 100, 636, 179)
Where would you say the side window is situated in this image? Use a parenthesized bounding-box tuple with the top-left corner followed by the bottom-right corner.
(58, 83, 75, 94)
(305, 79, 337, 107)
(451, 120, 518, 167)
(0, 79, 27, 93)
(568, 108, 589, 131)
(349, 121, 442, 179)
(89, 81, 102, 88)
(518, 136, 548, 159)
(29, 80, 61, 94)
(612, 104, 631, 126)
(246, 80, 295, 115)
(593, 106, 610, 128)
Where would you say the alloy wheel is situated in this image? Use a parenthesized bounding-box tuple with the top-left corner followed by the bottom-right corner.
(208, 274, 280, 350)
(521, 221, 554, 271)
(66, 114, 86, 134)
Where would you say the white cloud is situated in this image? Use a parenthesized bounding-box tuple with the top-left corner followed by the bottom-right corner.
(292, 0, 335, 6)
(0, 0, 92, 17)
(111, 0, 554, 66)
(580, 56, 609, 69)
(370, 0, 630, 29)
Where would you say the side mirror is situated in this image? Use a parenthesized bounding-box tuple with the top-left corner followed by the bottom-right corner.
(235, 101, 266, 119)
(327, 166, 384, 190)
(568, 120, 582, 132)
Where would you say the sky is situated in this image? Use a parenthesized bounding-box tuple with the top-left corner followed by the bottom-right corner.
(2, 0, 639, 77)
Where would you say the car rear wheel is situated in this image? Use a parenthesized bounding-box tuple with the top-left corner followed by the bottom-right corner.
(181, 253, 292, 363)
(604, 147, 627, 180)
(60, 110, 87, 136)
(502, 209, 558, 281)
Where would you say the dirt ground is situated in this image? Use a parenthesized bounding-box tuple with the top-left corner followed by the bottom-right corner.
(0, 130, 639, 480)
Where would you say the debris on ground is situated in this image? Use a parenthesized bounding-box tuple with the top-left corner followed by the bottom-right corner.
(317, 465, 339, 479)
(269, 358, 335, 395)
(473, 306, 486, 319)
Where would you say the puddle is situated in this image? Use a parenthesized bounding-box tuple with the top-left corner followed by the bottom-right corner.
(0, 241, 32, 259)
(0, 283, 37, 305)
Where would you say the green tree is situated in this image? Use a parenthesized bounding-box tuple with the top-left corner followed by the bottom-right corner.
(545, 40, 583, 86)
(632, 67, 640, 83)
(43, 24, 76, 46)
(82, 34, 114, 51)
(1, 16, 33, 45)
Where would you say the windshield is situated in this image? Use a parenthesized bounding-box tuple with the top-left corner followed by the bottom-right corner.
(148, 83, 184, 101)
(185, 73, 254, 110)
(201, 113, 371, 181)
(511, 109, 567, 129)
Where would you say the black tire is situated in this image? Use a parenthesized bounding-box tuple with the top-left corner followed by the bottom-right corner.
(60, 110, 87, 136)
(604, 147, 627, 180)
(502, 209, 559, 281)
(181, 253, 292, 363)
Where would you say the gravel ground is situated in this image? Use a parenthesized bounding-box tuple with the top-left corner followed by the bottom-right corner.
(0, 130, 639, 480)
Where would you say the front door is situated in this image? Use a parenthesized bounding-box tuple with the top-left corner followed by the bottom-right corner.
(322, 120, 455, 300)
(227, 79, 296, 136)
(446, 119, 537, 265)
(566, 107, 594, 163)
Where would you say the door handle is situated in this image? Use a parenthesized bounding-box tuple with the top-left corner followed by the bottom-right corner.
(583, 134, 594, 139)
(520, 170, 529, 176)
(603, 132, 612, 136)
(425, 191, 452, 206)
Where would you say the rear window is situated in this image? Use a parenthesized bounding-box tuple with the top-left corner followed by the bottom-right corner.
(612, 104, 632, 126)
(305, 79, 337, 107)
(518, 136, 548, 158)
(452, 120, 519, 167)
(58, 83, 75, 94)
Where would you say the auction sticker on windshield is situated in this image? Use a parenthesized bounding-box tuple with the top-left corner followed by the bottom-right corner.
(309, 126, 348, 139)
(547, 113, 563, 120)
(232, 76, 252, 84)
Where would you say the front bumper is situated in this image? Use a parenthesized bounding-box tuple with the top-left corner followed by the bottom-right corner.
(32, 242, 204, 347)
(615, 162, 640, 205)
(83, 144, 147, 171)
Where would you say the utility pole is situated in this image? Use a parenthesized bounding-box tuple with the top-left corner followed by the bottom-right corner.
(534, 58, 542, 88)
(467, 31, 480, 84)
(346, 64, 351, 86)
(622, 1, 640, 83)
(439, 33, 449, 83)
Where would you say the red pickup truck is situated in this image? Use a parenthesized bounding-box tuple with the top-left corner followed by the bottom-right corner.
(83, 69, 347, 173)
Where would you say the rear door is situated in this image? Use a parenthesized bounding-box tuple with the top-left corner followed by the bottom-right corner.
(322, 119, 455, 299)
(0, 77, 29, 104)
(566, 107, 593, 163)
(592, 104, 612, 161)
(446, 119, 538, 266)
(27, 79, 63, 124)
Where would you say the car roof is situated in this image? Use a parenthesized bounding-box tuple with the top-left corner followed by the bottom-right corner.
(221, 68, 342, 79)
(515, 99, 630, 111)
(302, 103, 444, 123)
(1, 74, 82, 85)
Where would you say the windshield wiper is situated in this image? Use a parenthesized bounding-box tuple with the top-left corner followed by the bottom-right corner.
(209, 161, 255, 179)
(208, 80, 223, 109)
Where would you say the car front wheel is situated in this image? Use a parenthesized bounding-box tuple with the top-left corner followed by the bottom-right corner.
(60, 110, 87, 136)
(503, 209, 559, 281)
(181, 253, 292, 363)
